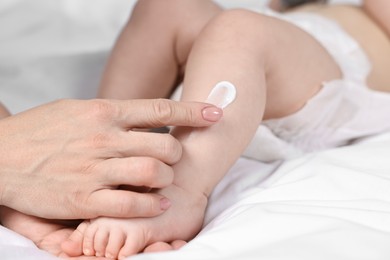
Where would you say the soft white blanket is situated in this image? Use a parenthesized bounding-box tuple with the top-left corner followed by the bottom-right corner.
(2, 1, 388, 260)
(1, 133, 389, 260)
(134, 133, 390, 260)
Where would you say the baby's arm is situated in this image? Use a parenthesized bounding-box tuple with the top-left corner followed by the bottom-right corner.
(363, 0, 390, 38)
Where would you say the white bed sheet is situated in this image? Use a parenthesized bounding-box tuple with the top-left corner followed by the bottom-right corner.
(1, 0, 389, 260)
(134, 133, 390, 260)
(1, 133, 389, 260)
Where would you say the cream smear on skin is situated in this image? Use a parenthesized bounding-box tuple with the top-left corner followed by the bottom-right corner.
(206, 81, 237, 109)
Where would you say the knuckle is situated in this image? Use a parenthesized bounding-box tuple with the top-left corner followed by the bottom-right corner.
(152, 99, 175, 125)
(88, 132, 112, 149)
(135, 158, 174, 187)
(68, 190, 89, 217)
(78, 160, 99, 175)
(87, 99, 117, 121)
(159, 134, 182, 164)
(184, 107, 196, 124)
(128, 157, 159, 184)
(145, 196, 159, 215)
(140, 158, 160, 178)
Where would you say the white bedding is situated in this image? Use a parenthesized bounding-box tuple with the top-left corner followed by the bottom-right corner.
(141, 133, 390, 260)
(1, 133, 390, 260)
(2, 1, 389, 260)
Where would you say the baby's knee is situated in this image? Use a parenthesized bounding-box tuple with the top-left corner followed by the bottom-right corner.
(200, 9, 270, 43)
(133, 0, 179, 13)
(195, 9, 273, 53)
(131, 0, 196, 24)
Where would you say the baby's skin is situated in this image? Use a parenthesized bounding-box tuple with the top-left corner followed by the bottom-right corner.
(62, 184, 207, 259)
(1, 181, 204, 259)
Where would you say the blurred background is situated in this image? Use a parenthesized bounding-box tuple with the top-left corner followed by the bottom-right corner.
(0, 0, 360, 114)
(0, 0, 268, 114)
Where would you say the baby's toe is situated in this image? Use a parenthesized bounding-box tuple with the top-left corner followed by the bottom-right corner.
(118, 236, 144, 259)
(82, 224, 98, 256)
(143, 241, 173, 253)
(93, 228, 109, 257)
(61, 221, 90, 256)
(105, 228, 126, 259)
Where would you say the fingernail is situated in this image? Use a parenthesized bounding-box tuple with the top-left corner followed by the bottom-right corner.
(160, 197, 171, 210)
(202, 106, 223, 122)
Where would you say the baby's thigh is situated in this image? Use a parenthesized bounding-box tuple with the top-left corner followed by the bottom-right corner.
(261, 16, 341, 119)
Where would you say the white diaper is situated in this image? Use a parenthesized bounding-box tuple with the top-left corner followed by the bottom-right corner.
(243, 11, 390, 162)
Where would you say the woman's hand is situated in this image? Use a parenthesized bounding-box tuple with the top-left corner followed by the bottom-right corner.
(0, 99, 221, 219)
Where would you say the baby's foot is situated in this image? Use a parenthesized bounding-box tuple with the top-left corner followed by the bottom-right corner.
(62, 184, 207, 259)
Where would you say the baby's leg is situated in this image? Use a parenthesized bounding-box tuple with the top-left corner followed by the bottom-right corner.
(98, 0, 222, 99)
(63, 9, 341, 259)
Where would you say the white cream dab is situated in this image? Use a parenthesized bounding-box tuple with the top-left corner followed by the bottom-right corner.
(206, 81, 236, 109)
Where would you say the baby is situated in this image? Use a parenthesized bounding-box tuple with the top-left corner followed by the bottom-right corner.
(2, 0, 390, 259)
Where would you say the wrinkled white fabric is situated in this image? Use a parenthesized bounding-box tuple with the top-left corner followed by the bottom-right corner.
(131, 132, 390, 260)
